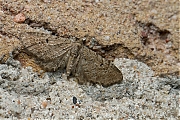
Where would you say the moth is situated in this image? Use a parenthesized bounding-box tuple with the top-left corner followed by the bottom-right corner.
(1, 23, 123, 87)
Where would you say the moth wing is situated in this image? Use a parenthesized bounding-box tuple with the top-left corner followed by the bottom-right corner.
(20, 32, 73, 71)
(74, 46, 123, 87)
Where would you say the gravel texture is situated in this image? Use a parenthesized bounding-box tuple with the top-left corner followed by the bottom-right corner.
(0, 58, 179, 119)
(0, 0, 179, 119)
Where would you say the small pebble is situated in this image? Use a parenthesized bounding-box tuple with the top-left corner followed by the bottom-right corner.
(73, 96, 77, 104)
(104, 36, 110, 41)
(13, 13, 26, 23)
(17, 99, 21, 105)
(46, 97, 51, 101)
(42, 100, 48, 108)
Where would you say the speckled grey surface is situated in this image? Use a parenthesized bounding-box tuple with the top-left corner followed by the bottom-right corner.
(0, 58, 179, 119)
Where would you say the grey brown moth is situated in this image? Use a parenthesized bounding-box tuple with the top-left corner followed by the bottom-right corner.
(19, 31, 123, 87)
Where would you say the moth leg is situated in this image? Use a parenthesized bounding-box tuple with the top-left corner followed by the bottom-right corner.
(66, 43, 81, 76)
(66, 56, 74, 76)
(70, 54, 80, 75)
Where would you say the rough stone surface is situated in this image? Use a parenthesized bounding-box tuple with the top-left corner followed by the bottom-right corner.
(0, 58, 179, 119)
(0, 0, 179, 119)
(0, 0, 179, 75)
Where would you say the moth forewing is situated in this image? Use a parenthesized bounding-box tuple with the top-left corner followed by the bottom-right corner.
(74, 46, 123, 87)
